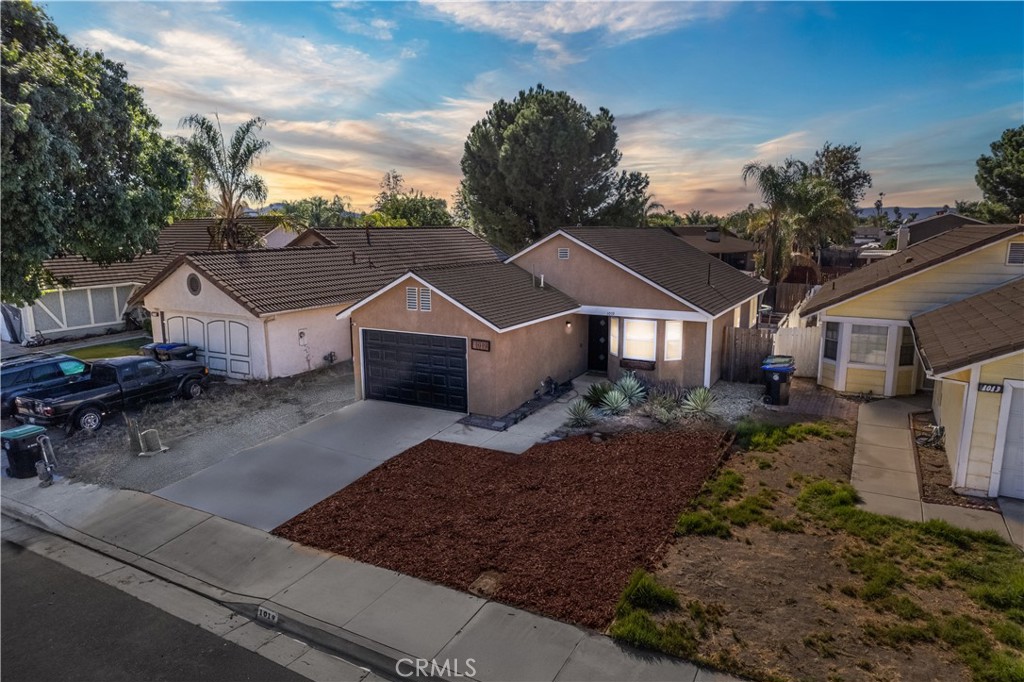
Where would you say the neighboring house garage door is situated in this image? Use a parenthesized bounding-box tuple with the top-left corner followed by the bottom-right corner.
(165, 315, 252, 379)
(998, 388, 1023, 498)
(362, 330, 467, 412)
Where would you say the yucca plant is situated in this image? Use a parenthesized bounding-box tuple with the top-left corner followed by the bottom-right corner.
(601, 389, 630, 416)
(680, 386, 718, 419)
(565, 398, 597, 427)
(584, 381, 614, 408)
(615, 372, 647, 406)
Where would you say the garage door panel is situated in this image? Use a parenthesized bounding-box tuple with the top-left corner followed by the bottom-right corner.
(363, 330, 467, 412)
(999, 388, 1023, 498)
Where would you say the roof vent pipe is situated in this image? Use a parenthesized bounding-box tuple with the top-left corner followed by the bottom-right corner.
(540, 274, 545, 288)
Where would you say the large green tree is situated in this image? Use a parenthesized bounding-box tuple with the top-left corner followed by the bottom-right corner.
(1, 0, 187, 304)
(809, 141, 872, 212)
(179, 113, 270, 249)
(373, 170, 453, 226)
(975, 125, 1024, 220)
(278, 194, 356, 228)
(460, 84, 647, 253)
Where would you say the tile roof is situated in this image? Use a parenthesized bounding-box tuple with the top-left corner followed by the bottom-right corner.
(131, 227, 501, 316)
(413, 262, 579, 330)
(555, 228, 766, 315)
(665, 225, 757, 255)
(42, 217, 281, 289)
(911, 278, 1024, 375)
(803, 224, 1024, 316)
(304, 226, 511, 260)
(905, 213, 986, 245)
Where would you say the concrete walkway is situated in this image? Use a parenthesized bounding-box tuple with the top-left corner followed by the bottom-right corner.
(1, 479, 735, 682)
(851, 396, 1020, 547)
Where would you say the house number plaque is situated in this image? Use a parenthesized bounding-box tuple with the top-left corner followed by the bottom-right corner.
(977, 383, 1003, 394)
(471, 339, 491, 352)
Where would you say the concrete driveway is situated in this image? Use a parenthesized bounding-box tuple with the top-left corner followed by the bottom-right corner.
(155, 401, 461, 531)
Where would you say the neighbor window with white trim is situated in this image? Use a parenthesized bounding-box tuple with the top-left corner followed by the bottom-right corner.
(664, 321, 683, 361)
(823, 322, 840, 361)
(609, 318, 619, 356)
(623, 319, 657, 361)
(849, 324, 887, 365)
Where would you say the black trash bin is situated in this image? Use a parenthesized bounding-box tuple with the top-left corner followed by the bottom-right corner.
(2, 425, 46, 478)
(762, 355, 796, 406)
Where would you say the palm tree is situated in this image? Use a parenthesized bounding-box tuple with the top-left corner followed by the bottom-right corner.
(180, 114, 270, 249)
(639, 193, 664, 227)
(790, 176, 855, 263)
(741, 158, 806, 284)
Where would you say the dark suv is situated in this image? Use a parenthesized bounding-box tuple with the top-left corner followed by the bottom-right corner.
(1, 353, 89, 419)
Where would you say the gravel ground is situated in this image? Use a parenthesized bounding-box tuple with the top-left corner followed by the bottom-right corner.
(709, 381, 768, 423)
(4, 362, 355, 492)
(276, 429, 728, 629)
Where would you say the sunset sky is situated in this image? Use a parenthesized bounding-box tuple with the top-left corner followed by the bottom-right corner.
(46, 1, 1023, 215)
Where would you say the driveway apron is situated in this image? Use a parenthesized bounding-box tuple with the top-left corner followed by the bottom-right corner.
(154, 401, 460, 531)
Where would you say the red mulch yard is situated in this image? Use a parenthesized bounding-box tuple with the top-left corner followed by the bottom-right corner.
(274, 429, 726, 628)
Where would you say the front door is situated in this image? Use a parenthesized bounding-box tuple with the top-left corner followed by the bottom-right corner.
(588, 316, 609, 372)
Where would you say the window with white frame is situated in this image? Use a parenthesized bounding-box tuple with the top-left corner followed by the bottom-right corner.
(623, 319, 657, 361)
(419, 288, 432, 312)
(664, 321, 683, 361)
(823, 322, 840, 361)
(609, 318, 619, 356)
(898, 327, 916, 366)
(849, 324, 887, 365)
(557, 247, 570, 260)
(406, 287, 418, 310)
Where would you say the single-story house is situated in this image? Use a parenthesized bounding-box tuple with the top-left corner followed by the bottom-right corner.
(665, 225, 756, 271)
(911, 278, 1023, 499)
(801, 223, 1024, 397)
(129, 227, 500, 379)
(342, 227, 766, 418)
(900, 212, 985, 246)
(1, 217, 282, 344)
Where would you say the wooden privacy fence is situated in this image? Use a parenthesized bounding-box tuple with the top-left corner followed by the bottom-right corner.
(723, 327, 775, 383)
(774, 326, 821, 378)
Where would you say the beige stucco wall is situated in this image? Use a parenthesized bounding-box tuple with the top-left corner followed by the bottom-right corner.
(709, 314, 731, 384)
(144, 265, 270, 380)
(606, 319, 706, 387)
(828, 238, 1024, 320)
(513, 234, 696, 311)
(963, 352, 1024, 493)
(351, 276, 587, 417)
(264, 306, 354, 378)
(845, 367, 886, 395)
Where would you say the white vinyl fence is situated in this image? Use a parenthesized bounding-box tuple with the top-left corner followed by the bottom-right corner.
(773, 326, 821, 378)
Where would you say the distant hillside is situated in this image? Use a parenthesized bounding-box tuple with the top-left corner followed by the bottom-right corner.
(855, 206, 944, 222)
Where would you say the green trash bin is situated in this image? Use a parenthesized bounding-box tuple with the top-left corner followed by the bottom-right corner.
(2, 424, 47, 478)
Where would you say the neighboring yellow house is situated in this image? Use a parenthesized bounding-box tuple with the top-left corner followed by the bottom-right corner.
(801, 224, 1024, 397)
(910, 279, 1023, 499)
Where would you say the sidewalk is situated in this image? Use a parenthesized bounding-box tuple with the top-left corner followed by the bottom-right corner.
(1, 477, 736, 682)
(851, 396, 1022, 548)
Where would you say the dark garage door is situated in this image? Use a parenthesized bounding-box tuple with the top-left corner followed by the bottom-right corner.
(362, 330, 468, 412)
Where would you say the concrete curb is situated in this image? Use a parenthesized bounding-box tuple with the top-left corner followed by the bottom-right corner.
(0, 494, 433, 682)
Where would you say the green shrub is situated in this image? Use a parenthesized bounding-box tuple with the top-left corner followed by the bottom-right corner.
(680, 386, 717, 419)
(676, 511, 731, 538)
(648, 380, 687, 404)
(565, 399, 597, 427)
(617, 569, 680, 615)
(600, 389, 630, 415)
(615, 372, 647, 406)
(584, 381, 614, 408)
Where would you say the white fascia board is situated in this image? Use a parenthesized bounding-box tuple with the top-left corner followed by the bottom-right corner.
(575, 305, 707, 322)
(508, 230, 717, 318)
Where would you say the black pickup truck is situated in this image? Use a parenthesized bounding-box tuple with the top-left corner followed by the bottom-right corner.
(14, 356, 209, 431)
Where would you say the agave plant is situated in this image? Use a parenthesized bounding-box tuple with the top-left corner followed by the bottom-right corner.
(584, 381, 614, 408)
(681, 386, 718, 419)
(600, 389, 630, 416)
(565, 398, 597, 427)
(615, 372, 648, 406)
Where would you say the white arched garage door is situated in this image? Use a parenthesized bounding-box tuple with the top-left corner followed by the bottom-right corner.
(165, 315, 252, 379)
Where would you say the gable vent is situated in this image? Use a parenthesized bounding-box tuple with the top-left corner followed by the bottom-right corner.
(1008, 242, 1024, 265)
(419, 288, 432, 312)
(406, 287, 418, 310)
(557, 247, 570, 260)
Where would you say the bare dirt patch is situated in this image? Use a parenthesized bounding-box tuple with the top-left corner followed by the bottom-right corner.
(910, 411, 1000, 512)
(274, 429, 727, 628)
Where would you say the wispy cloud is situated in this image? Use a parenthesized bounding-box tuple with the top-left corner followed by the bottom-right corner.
(421, 0, 730, 65)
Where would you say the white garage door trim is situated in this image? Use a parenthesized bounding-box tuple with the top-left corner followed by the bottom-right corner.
(990, 379, 1024, 498)
(165, 314, 252, 379)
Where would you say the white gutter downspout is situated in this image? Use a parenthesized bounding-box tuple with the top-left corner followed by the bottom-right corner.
(703, 319, 714, 387)
(263, 317, 274, 379)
